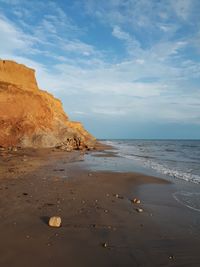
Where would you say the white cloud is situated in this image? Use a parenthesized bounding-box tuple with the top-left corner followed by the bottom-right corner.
(112, 25, 131, 41)
(171, 0, 192, 20)
(62, 40, 96, 56)
(0, 15, 34, 54)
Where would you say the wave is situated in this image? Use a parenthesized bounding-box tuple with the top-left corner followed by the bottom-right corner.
(117, 152, 200, 184)
(173, 191, 200, 212)
(102, 140, 200, 184)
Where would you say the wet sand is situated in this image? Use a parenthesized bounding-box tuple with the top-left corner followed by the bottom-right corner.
(0, 147, 200, 267)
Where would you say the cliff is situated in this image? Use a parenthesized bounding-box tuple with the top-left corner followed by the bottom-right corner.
(0, 60, 96, 149)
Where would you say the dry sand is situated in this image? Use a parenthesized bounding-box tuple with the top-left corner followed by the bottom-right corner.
(0, 147, 200, 267)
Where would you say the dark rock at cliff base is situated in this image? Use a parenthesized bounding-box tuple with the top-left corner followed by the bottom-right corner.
(0, 60, 96, 149)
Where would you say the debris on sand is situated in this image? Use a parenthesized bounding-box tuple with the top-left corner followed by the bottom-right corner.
(131, 198, 141, 204)
(48, 216, 62, 228)
(102, 242, 108, 248)
(136, 208, 143, 213)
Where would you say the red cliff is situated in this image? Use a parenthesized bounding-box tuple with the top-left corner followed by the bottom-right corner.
(0, 60, 95, 149)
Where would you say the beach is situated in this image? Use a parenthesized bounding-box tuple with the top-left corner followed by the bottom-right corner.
(0, 145, 200, 267)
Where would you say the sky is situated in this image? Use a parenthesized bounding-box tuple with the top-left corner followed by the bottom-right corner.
(0, 0, 200, 139)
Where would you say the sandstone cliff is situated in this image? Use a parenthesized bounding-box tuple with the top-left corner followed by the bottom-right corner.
(0, 60, 96, 149)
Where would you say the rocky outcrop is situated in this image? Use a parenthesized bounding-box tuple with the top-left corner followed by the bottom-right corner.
(0, 60, 96, 149)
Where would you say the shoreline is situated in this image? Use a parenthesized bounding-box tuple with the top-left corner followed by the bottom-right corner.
(0, 146, 200, 266)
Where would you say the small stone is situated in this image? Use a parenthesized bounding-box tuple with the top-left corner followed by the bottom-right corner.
(131, 198, 141, 204)
(102, 242, 108, 248)
(136, 208, 143, 213)
(48, 216, 62, 228)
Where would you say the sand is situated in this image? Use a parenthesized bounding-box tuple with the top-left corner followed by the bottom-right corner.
(0, 146, 200, 267)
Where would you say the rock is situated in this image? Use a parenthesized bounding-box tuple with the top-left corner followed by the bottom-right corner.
(136, 208, 143, 213)
(131, 198, 141, 204)
(113, 194, 123, 199)
(102, 242, 108, 248)
(48, 216, 62, 228)
(0, 60, 96, 149)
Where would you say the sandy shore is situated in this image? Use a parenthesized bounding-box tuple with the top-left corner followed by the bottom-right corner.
(0, 147, 200, 267)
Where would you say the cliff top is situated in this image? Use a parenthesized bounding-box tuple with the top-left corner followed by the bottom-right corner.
(0, 59, 38, 91)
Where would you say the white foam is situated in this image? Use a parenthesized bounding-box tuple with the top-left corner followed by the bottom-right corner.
(173, 191, 200, 212)
(103, 140, 200, 185)
(117, 152, 200, 184)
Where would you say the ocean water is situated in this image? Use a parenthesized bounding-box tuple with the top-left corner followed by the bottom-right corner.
(102, 140, 200, 184)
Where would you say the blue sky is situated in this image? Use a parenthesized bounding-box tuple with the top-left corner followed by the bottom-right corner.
(0, 0, 200, 139)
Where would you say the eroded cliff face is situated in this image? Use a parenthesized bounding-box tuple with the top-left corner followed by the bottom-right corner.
(0, 60, 96, 149)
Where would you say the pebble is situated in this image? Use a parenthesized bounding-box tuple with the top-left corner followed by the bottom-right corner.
(48, 216, 62, 228)
(102, 242, 108, 248)
(131, 198, 141, 204)
(136, 208, 143, 213)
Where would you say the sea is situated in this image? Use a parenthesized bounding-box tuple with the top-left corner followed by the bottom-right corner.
(99, 139, 200, 185)
(78, 139, 200, 212)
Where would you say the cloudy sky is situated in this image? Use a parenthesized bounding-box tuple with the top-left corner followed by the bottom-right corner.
(0, 0, 200, 139)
